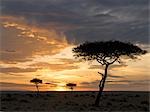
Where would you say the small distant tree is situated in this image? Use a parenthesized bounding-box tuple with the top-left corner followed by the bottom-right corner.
(73, 40, 147, 106)
(30, 78, 42, 93)
(66, 83, 77, 91)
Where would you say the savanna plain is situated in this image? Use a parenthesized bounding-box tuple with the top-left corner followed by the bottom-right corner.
(0, 91, 149, 111)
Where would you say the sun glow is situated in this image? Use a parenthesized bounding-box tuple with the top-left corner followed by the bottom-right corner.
(54, 86, 66, 91)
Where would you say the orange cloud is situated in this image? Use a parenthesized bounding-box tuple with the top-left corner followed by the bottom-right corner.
(29, 62, 79, 71)
(0, 16, 71, 63)
(0, 67, 39, 73)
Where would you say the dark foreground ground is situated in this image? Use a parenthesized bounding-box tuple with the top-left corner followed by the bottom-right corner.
(0, 91, 149, 111)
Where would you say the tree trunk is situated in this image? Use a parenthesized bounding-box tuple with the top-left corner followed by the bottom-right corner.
(36, 84, 39, 93)
(95, 64, 109, 106)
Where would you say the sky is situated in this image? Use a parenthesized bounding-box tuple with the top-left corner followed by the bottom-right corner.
(0, 0, 149, 91)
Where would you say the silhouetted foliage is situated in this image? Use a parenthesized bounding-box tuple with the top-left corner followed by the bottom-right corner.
(66, 83, 77, 91)
(73, 40, 147, 106)
(30, 78, 42, 93)
(45, 82, 51, 84)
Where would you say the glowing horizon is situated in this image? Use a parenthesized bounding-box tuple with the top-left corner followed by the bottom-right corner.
(0, 0, 149, 91)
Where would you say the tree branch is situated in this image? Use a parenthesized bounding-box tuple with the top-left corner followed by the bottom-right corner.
(97, 59, 104, 65)
(108, 57, 118, 65)
(98, 72, 104, 77)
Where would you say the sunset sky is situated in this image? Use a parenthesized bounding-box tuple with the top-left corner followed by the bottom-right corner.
(0, 0, 149, 91)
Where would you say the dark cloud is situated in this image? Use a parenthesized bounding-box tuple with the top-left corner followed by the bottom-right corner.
(108, 74, 124, 78)
(79, 79, 149, 91)
(80, 80, 99, 86)
(129, 80, 149, 86)
(80, 79, 150, 87)
(106, 80, 131, 83)
(0, 82, 34, 91)
(109, 64, 128, 69)
(80, 82, 91, 85)
(29, 62, 79, 71)
(57, 58, 81, 64)
(0, 82, 44, 91)
(106, 79, 150, 86)
(45, 82, 57, 87)
(80, 79, 130, 86)
(0, 67, 39, 73)
(0, 82, 33, 87)
(1, 0, 148, 44)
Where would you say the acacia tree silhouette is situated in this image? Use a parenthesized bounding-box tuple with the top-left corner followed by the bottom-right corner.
(30, 78, 42, 93)
(72, 40, 147, 106)
(66, 83, 77, 91)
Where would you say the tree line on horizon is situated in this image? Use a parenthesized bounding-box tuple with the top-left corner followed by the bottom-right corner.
(30, 78, 77, 93)
(30, 40, 147, 106)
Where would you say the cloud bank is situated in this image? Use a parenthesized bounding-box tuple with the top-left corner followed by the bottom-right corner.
(1, 0, 148, 44)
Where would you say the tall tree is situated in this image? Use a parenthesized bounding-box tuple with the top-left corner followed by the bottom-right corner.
(72, 40, 147, 106)
(30, 78, 42, 93)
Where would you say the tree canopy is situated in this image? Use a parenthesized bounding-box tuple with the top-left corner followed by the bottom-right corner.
(73, 40, 147, 65)
(30, 78, 42, 84)
(66, 83, 77, 87)
(66, 83, 77, 91)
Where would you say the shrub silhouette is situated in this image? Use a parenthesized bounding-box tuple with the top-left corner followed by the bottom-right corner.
(73, 40, 147, 106)
(30, 78, 42, 93)
(66, 83, 77, 91)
